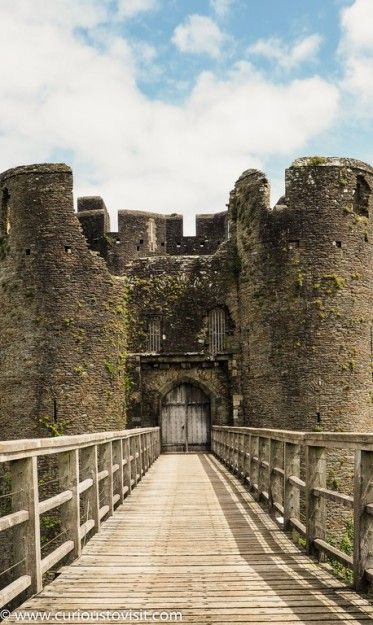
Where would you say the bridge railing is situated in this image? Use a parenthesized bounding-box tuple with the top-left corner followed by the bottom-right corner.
(0, 427, 160, 609)
(212, 426, 373, 591)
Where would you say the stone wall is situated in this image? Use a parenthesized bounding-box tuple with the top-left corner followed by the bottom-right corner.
(123, 249, 238, 353)
(122, 249, 241, 427)
(76, 204, 228, 271)
(0, 164, 129, 439)
(231, 157, 373, 432)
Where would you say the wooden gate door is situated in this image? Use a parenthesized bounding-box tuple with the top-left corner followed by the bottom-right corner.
(161, 383, 211, 452)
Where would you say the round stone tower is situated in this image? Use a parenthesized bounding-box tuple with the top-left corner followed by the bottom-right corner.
(232, 157, 373, 432)
(0, 164, 127, 439)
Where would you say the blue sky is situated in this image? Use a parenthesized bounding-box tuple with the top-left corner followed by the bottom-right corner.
(0, 0, 372, 232)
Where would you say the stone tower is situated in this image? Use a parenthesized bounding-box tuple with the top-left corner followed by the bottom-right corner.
(230, 157, 373, 432)
(0, 164, 128, 439)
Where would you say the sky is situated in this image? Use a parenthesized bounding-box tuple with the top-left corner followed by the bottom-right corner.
(0, 0, 372, 233)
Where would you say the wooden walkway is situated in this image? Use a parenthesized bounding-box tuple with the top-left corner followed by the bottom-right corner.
(10, 453, 373, 624)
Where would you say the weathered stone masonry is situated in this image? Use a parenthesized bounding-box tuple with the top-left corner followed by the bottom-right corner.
(0, 156, 372, 441)
(0, 165, 129, 439)
(231, 157, 373, 433)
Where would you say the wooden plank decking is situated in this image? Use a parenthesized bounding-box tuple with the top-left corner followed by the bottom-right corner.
(9, 453, 373, 624)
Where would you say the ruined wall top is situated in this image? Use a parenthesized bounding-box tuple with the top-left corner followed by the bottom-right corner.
(77, 199, 228, 270)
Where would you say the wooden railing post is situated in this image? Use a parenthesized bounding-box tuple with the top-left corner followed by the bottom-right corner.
(211, 428, 215, 455)
(353, 449, 373, 590)
(140, 434, 145, 476)
(269, 439, 282, 513)
(112, 439, 124, 506)
(57, 449, 81, 561)
(10, 457, 42, 595)
(144, 433, 148, 473)
(151, 431, 156, 463)
(123, 437, 132, 497)
(238, 433, 244, 477)
(250, 435, 258, 495)
(133, 436, 140, 484)
(234, 432, 239, 473)
(81, 444, 100, 534)
(258, 437, 268, 500)
(100, 442, 114, 519)
(306, 444, 326, 555)
(146, 432, 151, 469)
(243, 434, 251, 483)
(217, 429, 222, 458)
(223, 430, 227, 463)
(284, 442, 301, 530)
(227, 430, 233, 468)
(157, 428, 161, 458)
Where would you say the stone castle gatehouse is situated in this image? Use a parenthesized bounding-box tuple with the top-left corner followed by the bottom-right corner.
(0, 157, 372, 449)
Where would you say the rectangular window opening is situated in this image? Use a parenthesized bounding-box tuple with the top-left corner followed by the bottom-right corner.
(147, 317, 161, 353)
(209, 308, 226, 355)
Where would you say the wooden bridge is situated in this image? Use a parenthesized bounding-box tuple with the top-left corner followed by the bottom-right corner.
(1, 426, 373, 623)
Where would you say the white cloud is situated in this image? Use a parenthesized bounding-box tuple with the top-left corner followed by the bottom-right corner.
(339, 0, 373, 110)
(340, 0, 373, 51)
(0, 2, 339, 232)
(248, 34, 323, 70)
(117, 0, 158, 19)
(210, 0, 234, 18)
(172, 15, 227, 58)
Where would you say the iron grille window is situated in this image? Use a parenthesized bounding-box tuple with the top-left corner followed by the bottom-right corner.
(147, 317, 161, 353)
(209, 308, 226, 354)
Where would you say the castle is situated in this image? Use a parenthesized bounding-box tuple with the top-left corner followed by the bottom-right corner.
(0, 157, 372, 448)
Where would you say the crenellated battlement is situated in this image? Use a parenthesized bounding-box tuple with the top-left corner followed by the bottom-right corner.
(77, 200, 228, 271)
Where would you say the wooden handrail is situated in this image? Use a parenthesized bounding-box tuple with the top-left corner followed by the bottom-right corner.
(0, 427, 161, 610)
(211, 425, 373, 592)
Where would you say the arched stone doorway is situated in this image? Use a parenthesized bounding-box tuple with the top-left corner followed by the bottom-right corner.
(161, 382, 211, 452)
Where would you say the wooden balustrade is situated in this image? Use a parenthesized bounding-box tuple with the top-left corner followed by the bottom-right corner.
(0, 427, 160, 609)
(212, 425, 373, 591)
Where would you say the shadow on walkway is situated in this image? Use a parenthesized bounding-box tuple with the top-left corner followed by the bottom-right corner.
(200, 453, 373, 624)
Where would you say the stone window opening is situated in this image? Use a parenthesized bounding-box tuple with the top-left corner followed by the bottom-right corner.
(354, 175, 370, 217)
(1, 187, 10, 236)
(316, 411, 321, 424)
(136, 246, 140, 251)
(333, 240, 342, 248)
(209, 307, 226, 355)
(139, 239, 144, 245)
(64, 245, 72, 254)
(25, 248, 31, 256)
(147, 317, 161, 353)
